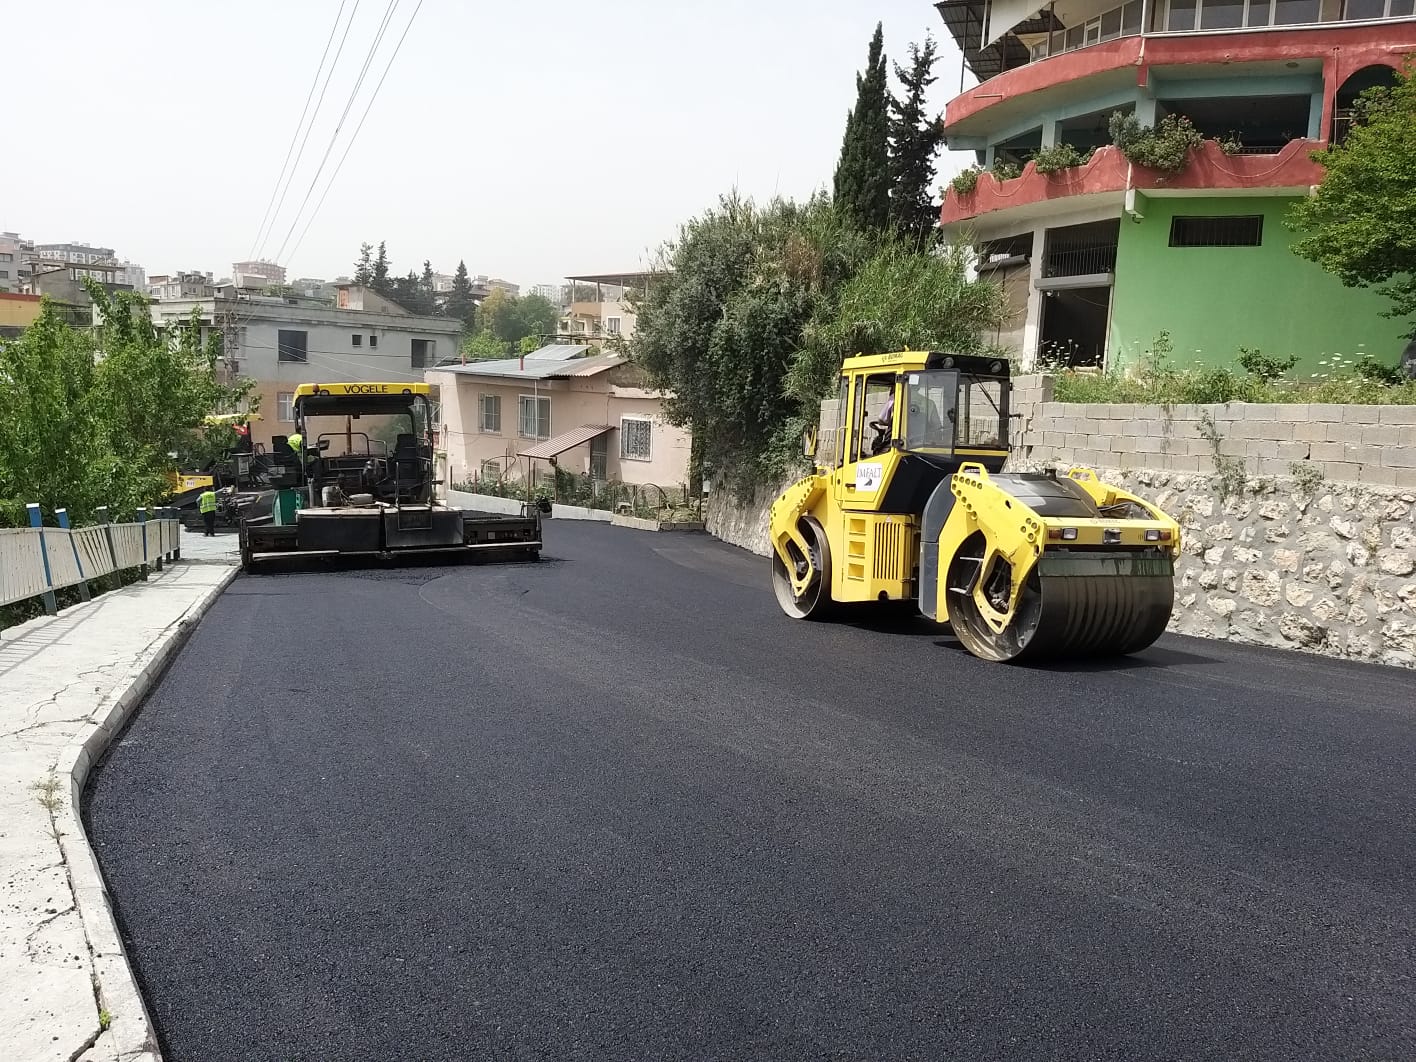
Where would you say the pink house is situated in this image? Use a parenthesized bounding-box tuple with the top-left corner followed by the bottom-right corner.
(427, 344, 692, 493)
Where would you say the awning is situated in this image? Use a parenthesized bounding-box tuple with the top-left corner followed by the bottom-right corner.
(519, 424, 614, 460)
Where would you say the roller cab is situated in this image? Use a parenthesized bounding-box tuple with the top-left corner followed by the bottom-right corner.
(769, 351, 1181, 663)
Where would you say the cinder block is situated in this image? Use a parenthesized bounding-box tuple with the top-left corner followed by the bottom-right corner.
(1269, 403, 1311, 423)
(1381, 447, 1416, 469)
(1171, 455, 1204, 472)
(1321, 461, 1361, 483)
(1377, 405, 1416, 424)
(1255, 458, 1294, 475)
(1308, 441, 1344, 462)
(1135, 436, 1164, 454)
(1326, 422, 1366, 444)
(1345, 443, 1383, 466)
(1391, 465, 1416, 489)
(1187, 439, 1216, 457)
(1245, 440, 1279, 458)
(1303, 404, 1345, 423)
(1359, 465, 1400, 486)
(1273, 442, 1308, 461)
(1292, 421, 1329, 443)
(1258, 421, 1297, 441)
(1342, 405, 1382, 424)
(1237, 405, 1278, 422)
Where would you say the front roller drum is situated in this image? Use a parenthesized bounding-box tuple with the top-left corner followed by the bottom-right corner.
(948, 551, 1174, 663)
(771, 518, 833, 620)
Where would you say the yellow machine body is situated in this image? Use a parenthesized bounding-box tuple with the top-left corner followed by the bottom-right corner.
(769, 351, 1181, 662)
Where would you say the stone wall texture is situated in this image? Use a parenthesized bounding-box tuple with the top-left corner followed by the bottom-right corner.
(705, 375, 1416, 668)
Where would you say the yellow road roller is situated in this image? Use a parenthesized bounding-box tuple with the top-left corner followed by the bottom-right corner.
(768, 351, 1181, 662)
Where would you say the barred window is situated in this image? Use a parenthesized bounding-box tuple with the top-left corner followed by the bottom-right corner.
(518, 395, 550, 439)
(621, 416, 652, 461)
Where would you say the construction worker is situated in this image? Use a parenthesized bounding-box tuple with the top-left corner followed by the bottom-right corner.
(198, 487, 219, 537)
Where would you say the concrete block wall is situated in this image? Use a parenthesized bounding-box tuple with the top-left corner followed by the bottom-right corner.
(1010, 375, 1416, 490)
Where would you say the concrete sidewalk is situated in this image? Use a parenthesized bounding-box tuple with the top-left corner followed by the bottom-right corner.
(0, 529, 237, 1062)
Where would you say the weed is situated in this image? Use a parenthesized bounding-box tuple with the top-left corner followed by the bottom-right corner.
(1289, 461, 1325, 493)
(1197, 410, 1249, 499)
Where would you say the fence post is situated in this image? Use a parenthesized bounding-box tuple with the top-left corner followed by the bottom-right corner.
(95, 506, 121, 591)
(26, 503, 58, 616)
(55, 508, 91, 602)
(136, 508, 151, 579)
(167, 506, 181, 561)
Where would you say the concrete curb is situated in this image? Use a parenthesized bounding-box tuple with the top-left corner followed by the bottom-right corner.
(55, 563, 239, 1062)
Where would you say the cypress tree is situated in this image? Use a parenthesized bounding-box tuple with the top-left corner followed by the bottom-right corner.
(888, 37, 944, 244)
(833, 23, 891, 232)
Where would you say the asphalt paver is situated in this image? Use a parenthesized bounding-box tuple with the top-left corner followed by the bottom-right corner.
(86, 522, 1416, 1061)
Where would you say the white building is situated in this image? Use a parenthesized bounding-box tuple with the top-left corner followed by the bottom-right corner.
(149, 271, 215, 300)
(0, 232, 26, 293)
(147, 284, 463, 452)
(34, 241, 113, 265)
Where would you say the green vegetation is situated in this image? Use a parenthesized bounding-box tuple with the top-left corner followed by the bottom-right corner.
(887, 36, 945, 242)
(631, 195, 1005, 491)
(949, 166, 981, 195)
(1290, 64, 1416, 337)
(0, 283, 252, 527)
(991, 160, 1022, 182)
(1049, 332, 1416, 404)
(1032, 143, 1095, 175)
(1108, 112, 1204, 173)
(834, 23, 892, 232)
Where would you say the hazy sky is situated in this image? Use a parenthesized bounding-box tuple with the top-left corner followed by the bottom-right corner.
(3, 0, 971, 290)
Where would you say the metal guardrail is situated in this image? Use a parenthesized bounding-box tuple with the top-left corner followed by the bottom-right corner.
(0, 505, 182, 615)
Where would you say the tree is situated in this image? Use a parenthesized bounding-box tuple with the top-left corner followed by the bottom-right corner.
(462, 330, 509, 358)
(420, 260, 437, 316)
(480, 288, 516, 341)
(514, 293, 559, 342)
(446, 260, 477, 329)
(0, 286, 250, 526)
(1290, 66, 1416, 337)
(888, 36, 944, 244)
(833, 23, 891, 233)
(390, 270, 421, 313)
(372, 241, 391, 296)
(354, 242, 374, 286)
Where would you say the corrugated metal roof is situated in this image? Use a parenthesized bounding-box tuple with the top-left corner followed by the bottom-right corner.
(519, 424, 615, 460)
(438, 352, 625, 380)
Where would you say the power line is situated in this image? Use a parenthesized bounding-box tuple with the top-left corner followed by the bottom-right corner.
(270, 0, 403, 268)
(251, 0, 364, 263)
(285, 0, 425, 269)
(245, 0, 350, 263)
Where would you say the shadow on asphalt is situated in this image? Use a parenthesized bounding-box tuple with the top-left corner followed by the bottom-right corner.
(924, 638, 1215, 672)
(239, 551, 557, 579)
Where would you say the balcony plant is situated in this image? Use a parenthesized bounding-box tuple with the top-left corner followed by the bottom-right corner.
(949, 165, 982, 195)
(1108, 112, 1204, 173)
(1031, 143, 1095, 175)
(991, 160, 1023, 181)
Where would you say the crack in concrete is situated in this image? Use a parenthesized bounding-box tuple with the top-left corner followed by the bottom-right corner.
(24, 903, 77, 948)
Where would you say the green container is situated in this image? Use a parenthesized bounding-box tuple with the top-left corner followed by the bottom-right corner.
(273, 488, 301, 526)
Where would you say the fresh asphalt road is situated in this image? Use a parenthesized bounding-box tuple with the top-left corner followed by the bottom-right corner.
(87, 522, 1415, 1061)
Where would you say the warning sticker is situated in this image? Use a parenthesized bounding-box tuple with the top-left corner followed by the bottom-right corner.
(855, 463, 884, 492)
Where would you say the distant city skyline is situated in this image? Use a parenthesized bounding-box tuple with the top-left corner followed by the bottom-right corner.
(2, 1, 967, 292)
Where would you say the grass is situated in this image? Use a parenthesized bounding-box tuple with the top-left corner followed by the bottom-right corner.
(1047, 337, 1416, 405)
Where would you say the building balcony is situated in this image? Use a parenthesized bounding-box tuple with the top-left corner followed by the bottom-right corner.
(943, 18, 1416, 138)
(942, 138, 1325, 226)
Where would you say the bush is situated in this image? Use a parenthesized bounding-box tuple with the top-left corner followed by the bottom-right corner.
(1217, 132, 1244, 155)
(950, 166, 981, 195)
(1032, 143, 1095, 174)
(1051, 335, 1416, 405)
(991, 160, 1022, 182)
(1108, 112, 1204, 172)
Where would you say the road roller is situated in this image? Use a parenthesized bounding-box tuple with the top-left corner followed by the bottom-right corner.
(768, 351, 1180, 662)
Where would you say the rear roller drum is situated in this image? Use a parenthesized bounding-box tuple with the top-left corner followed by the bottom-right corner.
(771, 518, 833, 621)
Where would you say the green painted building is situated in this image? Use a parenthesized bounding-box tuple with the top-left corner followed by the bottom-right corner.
(933, 1, 1414, 374)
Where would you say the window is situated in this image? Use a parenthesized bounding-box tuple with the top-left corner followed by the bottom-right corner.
(412, 338, 432, 368)
(620, 417, 652, 461)
(852, 373, 896, 461)
(480, 459, 502, 480)
(277, 392, 295, 423)
(518, 395, 550, 439)
(0, 270, 8, 280)
(1167, 0, 1197, 28)
(1169, 215, 1264, 247)
(606, 316, 622, 334)
(352, 334, 363, 347)
(0, 252, 12, 262)
(479, 393, 501, 433)
(369, 334, 378, 348)
(277, 329, 308, 362)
